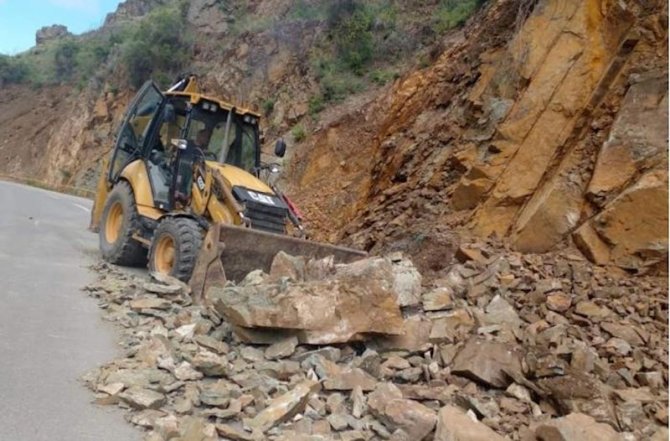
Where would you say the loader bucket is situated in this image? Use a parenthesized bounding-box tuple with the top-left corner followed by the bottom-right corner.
(189, 223, 367, 302)
(218, 224, 367, 282)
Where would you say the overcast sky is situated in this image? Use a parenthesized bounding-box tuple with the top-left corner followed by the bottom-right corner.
(0, 0, 123, 55)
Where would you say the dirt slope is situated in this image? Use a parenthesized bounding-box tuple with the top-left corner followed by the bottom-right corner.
(0, 84, 72, 179)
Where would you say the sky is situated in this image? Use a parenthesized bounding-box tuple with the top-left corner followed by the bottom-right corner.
(0, 0, 123, 55)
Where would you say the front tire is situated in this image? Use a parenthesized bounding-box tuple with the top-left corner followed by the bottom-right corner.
(149, 217, 203, 282)
(99, 181, 147, 266)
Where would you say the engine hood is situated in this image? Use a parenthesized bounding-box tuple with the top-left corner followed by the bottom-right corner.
(205, 161, 274, 194)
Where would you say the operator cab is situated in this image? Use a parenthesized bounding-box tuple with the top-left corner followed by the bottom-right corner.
(158, 95, 261, 174)
(107, 79, 286, 218)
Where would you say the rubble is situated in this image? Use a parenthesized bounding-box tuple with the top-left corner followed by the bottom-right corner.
(422, 287, 454, 311)
(245, 379, 320, 433)
(323, 368, 378, 392)
(434, 405, 505, 441)
(367, 383, 436, 440)
(451, 339, 523, 388)
(119, 387, 167, 410)
(82, 243, 668, 440)
(532, 413, 623, 441)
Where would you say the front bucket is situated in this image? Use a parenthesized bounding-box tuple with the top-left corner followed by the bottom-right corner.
(218, 224, 367, 282)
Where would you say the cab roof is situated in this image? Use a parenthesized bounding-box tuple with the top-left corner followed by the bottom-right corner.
(165, 91, 261, 119)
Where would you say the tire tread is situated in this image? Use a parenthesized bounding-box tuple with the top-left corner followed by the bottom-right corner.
(99, 181, 146, 266)
(149, 217, 203, 282)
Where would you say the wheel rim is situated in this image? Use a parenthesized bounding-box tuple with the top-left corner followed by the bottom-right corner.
(105, 202, 123, 244)
(154, 235, 176, 275)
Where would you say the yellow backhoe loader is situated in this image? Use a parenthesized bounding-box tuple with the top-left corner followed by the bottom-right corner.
(90, 76, 364, 298)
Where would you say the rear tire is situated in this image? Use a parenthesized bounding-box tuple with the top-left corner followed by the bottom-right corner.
(149, 217, 203, 282)
(99, 181, 147, 266)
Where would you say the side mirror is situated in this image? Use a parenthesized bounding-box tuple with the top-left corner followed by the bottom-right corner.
(274, 138, 287, 158)
(163, 104, 176, 124)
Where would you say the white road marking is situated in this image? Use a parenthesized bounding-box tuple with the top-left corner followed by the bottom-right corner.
(73, 203, 91, 213)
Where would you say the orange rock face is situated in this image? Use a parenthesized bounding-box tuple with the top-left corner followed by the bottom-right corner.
(289, 0, 667, 273)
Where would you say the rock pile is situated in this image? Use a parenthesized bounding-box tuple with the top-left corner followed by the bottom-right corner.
(82, 245, 668, 441)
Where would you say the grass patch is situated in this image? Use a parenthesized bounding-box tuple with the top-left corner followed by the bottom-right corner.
(433, 0, 486, 33)
(291, 124, 307, 142)
(261, 98, 276, 116)
(370, 69, 399, 85)
(306, 56, 366, 114)
(308, 95, 325, 115)
(288, 0, 330, 21)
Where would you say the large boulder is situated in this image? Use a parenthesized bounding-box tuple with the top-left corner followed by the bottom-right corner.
(210, 256, 405, 344)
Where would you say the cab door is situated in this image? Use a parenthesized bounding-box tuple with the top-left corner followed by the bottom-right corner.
(108, 81, 165, 183)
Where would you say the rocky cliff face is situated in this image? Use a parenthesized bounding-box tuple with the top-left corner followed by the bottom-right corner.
(103, 0, 170, 26)
(289, 0, 668, 274)
(35, 25, 71, 45)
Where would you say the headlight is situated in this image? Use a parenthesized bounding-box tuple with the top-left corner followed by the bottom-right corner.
(202, 101, 218, 112)
(243, 115, 258, 125)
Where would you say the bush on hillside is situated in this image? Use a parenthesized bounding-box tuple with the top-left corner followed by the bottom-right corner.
(75, 38, 111, 80)
(54, 39, 79, 82)
(121, 6, 192, 89)
(291, 124, 307, 142)
(0, 55, 29, 86)
(433, 0, 487, 33)
(327, 1, 374, 74)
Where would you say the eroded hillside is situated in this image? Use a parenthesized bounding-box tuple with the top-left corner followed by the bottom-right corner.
(288, 0, 668, 274)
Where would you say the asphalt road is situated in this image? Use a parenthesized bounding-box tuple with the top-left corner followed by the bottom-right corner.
(0, 181, 141, 441)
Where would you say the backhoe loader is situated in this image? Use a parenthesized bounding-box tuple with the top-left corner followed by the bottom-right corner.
(90, 76, 364, 298)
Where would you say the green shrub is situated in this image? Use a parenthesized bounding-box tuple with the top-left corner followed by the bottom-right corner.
(0, 55, 29, 85)
(308, 95, 325, 115)
(370, 69, 398, 85)
(433, 0, 486, 34)
(321, 71, 364, 101)
(304, 0, 404, 111)
(75, 37, 111, 79)
(59, 168, 72, 181)
(121, 6, 192, 88)
(291, 124, 307, 142)
(327, 1, 374, 74)
(54, 39, 79, 82)
(288, 0, 329, 21)
(313, 57, 365, 100)
(262, 98, 276, 115)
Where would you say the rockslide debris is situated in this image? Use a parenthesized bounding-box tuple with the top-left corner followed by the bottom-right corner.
(82, 244, 668, 440)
